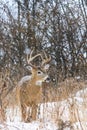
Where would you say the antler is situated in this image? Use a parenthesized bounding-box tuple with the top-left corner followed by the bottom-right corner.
(27, 49, 41, 68)
(27, 49, 51, 68)
(41, 51, 51, 66)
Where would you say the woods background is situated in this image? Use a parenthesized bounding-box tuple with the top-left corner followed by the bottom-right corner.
(0, 0, 87, 86)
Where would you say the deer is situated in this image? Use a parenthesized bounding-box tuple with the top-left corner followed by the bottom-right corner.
(19, 49, 51, 122)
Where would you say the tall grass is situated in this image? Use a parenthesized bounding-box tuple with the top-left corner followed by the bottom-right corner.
(0, 71, 87, 129)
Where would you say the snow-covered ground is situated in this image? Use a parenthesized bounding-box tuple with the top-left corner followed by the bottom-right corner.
(0, 85, 87, 130)
(0, 121, 58, 130)
(0, 121, 87, 130)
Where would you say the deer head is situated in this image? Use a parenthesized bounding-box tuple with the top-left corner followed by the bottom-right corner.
(26, 49, 51, 86)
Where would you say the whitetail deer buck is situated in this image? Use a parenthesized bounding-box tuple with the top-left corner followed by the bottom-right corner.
(19, 49, 51, 122)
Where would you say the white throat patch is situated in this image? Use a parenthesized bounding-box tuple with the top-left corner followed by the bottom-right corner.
(35, 75, 49, 86)
(36, 80, 42, 86)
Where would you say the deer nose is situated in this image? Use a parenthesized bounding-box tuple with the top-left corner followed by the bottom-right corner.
(45, 76, 50, 82)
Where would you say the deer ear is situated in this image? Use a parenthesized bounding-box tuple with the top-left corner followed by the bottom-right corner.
(44, 64, 50, 71)
(26, 66, 33, 72)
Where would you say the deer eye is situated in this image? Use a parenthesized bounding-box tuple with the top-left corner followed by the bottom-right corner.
(37, 71, 42, 75)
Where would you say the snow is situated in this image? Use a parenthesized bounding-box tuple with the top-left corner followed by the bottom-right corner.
(0, 121, 58, 130)
(5, 106, 22, 122)
(1, 121, 87, 130)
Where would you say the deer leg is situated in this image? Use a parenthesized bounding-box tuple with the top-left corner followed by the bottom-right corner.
(31, 103, 38, 121)
(21, 104, 33, 122)
(21, 104, 26, 122)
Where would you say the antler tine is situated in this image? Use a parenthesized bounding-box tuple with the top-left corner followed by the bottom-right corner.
(41, 51, 51, 66)
(43, 51, 48, 59)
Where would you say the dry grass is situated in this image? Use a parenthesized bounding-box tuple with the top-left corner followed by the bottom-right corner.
(40, 78, 87, 130)
(42, 78, 87, 102)
(40, 79, 87, 129)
